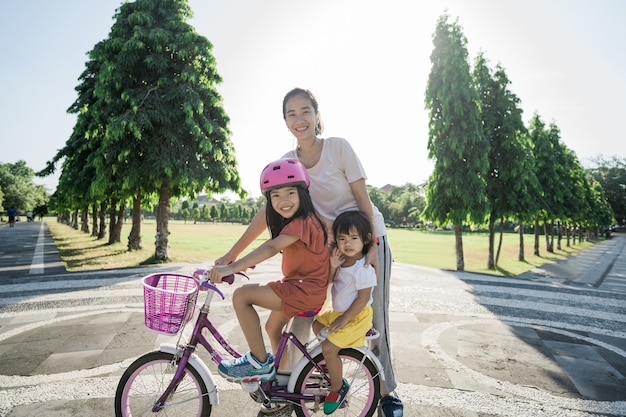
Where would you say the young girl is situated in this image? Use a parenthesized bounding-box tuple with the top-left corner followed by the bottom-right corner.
(209, 158, 329, 383)
(312, 210, 377, 414)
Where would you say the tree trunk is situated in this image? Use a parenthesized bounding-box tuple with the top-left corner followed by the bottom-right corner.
(72, 210, 79, 230)
(108, 198, 118, 244)
(155, 178, 172, 261)
(534, 219, 540, 256)
(81, 206, 89, 233)
(128, 194, 143, 250)
(495, 218, 504, 266)
(487, 214, 496, 270)
(91, 205, 98, 237)
(544, 222, 553, 253)
(517, 220, 525, 261)
(556, 221, 562, 251)
(112, 203, 125, 243)
(98, 201, 107, 239)
(454, 223, 464, 271)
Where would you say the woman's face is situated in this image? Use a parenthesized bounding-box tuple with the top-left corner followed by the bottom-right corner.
(284, 94, 319, 140)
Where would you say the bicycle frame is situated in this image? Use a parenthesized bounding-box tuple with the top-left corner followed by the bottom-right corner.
(150, 273, 384, 413)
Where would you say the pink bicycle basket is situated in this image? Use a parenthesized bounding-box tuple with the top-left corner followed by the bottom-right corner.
(142, 273, 199, 335)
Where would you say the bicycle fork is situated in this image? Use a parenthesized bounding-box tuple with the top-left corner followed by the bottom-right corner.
(154, 343, 221, 409)
(151, 348, 195, 412)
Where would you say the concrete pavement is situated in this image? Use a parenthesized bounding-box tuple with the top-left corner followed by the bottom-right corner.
(0, 220, 625, 416)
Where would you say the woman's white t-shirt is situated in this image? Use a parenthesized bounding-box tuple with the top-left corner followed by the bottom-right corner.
(283, 137, 387, 237)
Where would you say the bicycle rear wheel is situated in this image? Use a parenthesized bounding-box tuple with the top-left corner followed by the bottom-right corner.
(293, 348, 380, 417)
(115, 351, 211, 417)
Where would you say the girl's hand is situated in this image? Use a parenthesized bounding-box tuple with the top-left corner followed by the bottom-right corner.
(214, 252, 236, 266)
(330, 246, 345, 269)
(209, 264, 234, 284)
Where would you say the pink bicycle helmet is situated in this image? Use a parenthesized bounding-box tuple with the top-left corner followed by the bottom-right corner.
(260, 158, 310, 193)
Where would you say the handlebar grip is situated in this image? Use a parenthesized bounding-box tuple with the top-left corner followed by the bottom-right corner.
(193, 267, 251, 286)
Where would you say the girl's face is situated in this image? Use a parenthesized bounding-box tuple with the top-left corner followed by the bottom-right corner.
(335, 227, 365, 260)
(269, 186, 301, 219)
(284, 94, 319, 140)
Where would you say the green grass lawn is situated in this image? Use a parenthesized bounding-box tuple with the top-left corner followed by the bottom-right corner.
(46, 218, 594, 276)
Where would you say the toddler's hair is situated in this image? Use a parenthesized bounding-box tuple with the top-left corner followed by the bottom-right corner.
(332, 210, 373, 256)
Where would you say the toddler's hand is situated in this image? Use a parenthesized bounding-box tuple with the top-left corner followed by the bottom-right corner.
(330, 247, 345, 269)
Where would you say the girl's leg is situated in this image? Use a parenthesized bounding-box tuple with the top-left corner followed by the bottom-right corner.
(232, 284, 283, 363)
(321, 340, 342, 391)
(321, 339, 350, 414)
(265, 310, 290, 369)
(311, 319, 324, 337)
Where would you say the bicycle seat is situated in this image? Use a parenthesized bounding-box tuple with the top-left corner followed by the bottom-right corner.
(296, 307, 321, 318)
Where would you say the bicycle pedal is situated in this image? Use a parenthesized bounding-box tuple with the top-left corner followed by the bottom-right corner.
(241, 379, 260, 392)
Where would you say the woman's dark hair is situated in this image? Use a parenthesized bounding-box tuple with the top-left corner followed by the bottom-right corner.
(265, 185, 327, 243)
(332, 210, 373, 256)
(282, 87, 324, 135)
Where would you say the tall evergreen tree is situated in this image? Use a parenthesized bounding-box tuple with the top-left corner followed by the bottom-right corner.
(423, 14, 488, 271)
(91, 0, 242, 260)
(527, 114, 550, 255)
(472, 53, 532, 268)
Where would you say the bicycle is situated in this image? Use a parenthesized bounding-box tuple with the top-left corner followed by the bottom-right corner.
(114, 269, 384, 417)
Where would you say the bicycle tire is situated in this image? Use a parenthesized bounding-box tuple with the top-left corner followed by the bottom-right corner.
(115, 350, 212, 417)
(293, 348, 380, 417)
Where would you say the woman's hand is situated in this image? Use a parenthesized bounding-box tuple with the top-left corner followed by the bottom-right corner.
(366, 242, 380, 276)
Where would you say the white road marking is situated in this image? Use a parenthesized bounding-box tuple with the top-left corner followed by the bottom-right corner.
(29, 221, 45, 275)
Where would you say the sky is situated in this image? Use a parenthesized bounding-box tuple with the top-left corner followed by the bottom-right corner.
(1, 0, 625, 199)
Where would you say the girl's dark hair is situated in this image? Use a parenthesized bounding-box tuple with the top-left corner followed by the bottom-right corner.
(282, 87, 324, 135)
(265, 185, 327, 243)
(332, 211, 373, 256)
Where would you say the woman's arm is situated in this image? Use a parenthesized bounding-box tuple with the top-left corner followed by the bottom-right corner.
(349, 178, 380, 273)
(214, 204, 268, 265)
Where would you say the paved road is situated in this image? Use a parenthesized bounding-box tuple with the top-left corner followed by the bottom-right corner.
(0, 221, 625, 416)
(0, 219, 65, 277)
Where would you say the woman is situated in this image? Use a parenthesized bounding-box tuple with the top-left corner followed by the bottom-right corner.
(215, 88, 403, 416)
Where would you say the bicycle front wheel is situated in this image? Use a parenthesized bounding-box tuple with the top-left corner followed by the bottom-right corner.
(115, 351, 211, 417)
(293, 348, 381, 417)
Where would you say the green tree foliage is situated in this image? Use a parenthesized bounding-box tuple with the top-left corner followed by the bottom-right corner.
(423, 14, 488, 271)
(587, 156, 626, 225)
(44, 0, 243, 260)
(0, 161, 48, 213)
(473, 53, 533, 268)
(527, 114, 553, 255)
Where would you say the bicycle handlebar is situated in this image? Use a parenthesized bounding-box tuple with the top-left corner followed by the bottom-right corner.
(192, 268, 250, 286)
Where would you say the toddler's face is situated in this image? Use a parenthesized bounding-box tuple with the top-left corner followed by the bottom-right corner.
(335, 227, 364, 259)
